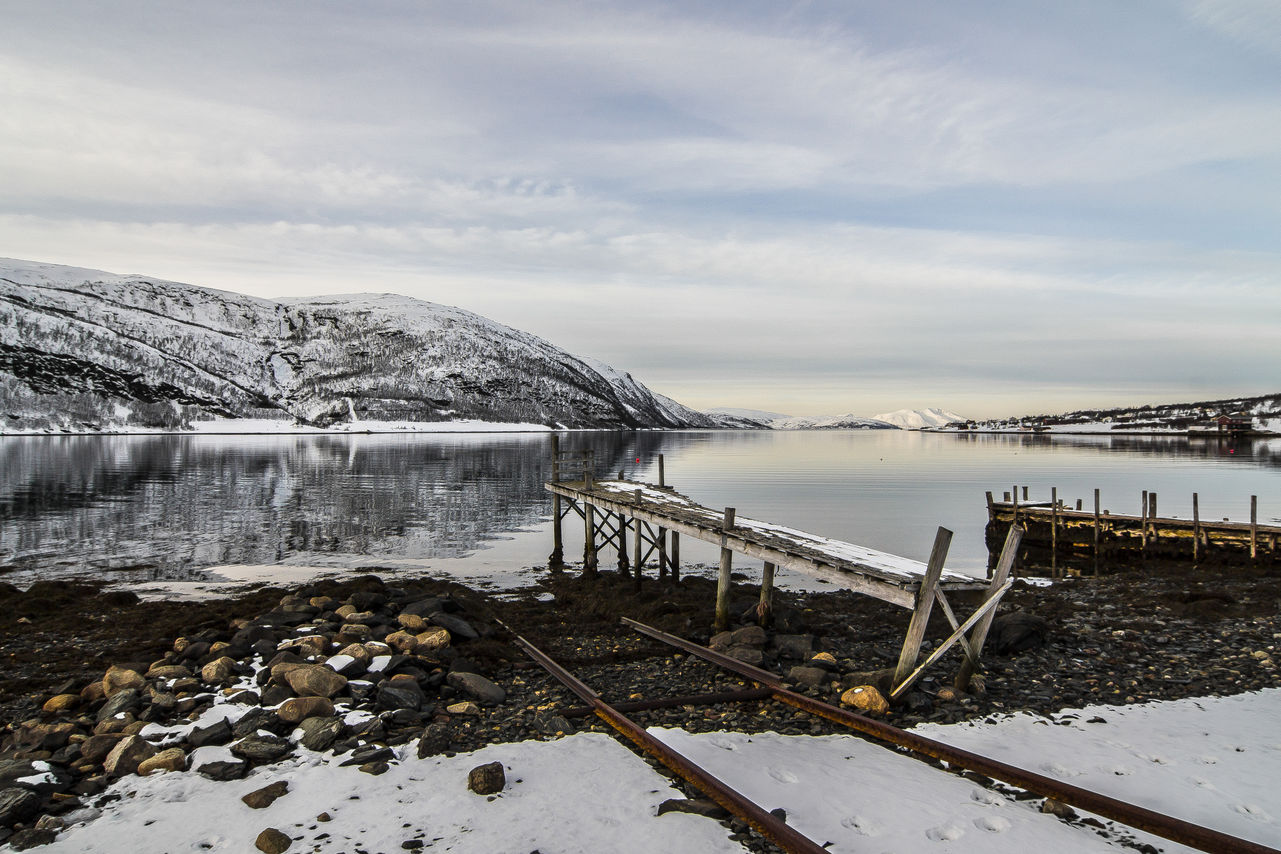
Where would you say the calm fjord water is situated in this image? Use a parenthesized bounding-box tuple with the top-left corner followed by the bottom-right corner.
(1, 430, 1277, 588)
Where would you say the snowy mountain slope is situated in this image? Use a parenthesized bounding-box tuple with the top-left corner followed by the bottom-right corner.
(0, 259, 716, 432)
(873, 407, 966, 429)
(771, 413, 896, 430)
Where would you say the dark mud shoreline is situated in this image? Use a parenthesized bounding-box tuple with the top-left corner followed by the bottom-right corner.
(3, 560, 1278, 735)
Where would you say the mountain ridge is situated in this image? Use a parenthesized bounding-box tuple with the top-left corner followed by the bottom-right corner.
(0, 258, 716, 433)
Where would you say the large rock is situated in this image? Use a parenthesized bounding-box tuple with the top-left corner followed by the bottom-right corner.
(195, 760, 249, 782)
(0, 788, 41, 827)
(786, 666, 827, 688)
(467, 761, 505, 795)
(773, 634, 813, 660)
(145, 664, 192, 680)
(376, 681, 422, 712)
(101, 666, 146, 698)
(103, 735, 156, 776)
(79, 734, 124, 764)
(187, 719, 233, 748)
(96, 688, 140, 723)
(429, 613, 478, 641)
(396, 613, 430, 633)
(137, 748, 186, 776)
(41, 694, 79, 715)
(298, 717, 343, 752)
(277, 697, 334, 724)
(201, 657, 237, 685)
(242, 781, 289, 810)
(839, 685, 890, 715)
(284, 665, 347, 699)
(255, 827, 292, 853)
(13, 722, 77, 751)
(446, 672, 505, 706)
(231, 735, 294, 763)
(414, 628, 451, 653)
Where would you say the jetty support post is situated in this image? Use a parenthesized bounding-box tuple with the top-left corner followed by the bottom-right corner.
(549, 435, 564, 570)
(616, 512, 630, 576)
(714, 507, 736, 632)
(657, 526, 669, 580)
(633, 489, 644, 590)
(1051, 486, 1058, 578)
(758, 561, 776, 627)
(658, 454, 665, 488)
(892, 526, 952, 689)
(1252, 495, 1258, 561)
(1193, 492, 1200, 562)
(955, 524, 1022, 692)
(1093, 488, 1101, 574)
(670, 532, 681, 582)
(1150, 492, 1158, 544)
(583, 502, 598, 578)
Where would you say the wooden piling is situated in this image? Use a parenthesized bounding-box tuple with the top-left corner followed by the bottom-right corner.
(1021, 486, 1028, 501)
(616, 512, 630, 575)
(758, 561, 776, 627)
(1193, 493, 1200, 562)
(549, 435, 564, 569)
(633, 490, 644, 587)
(1149, 492, 1158, 544)
(658, 455, 666, 488)
(670, 531, 681, 582)
(1093, 488, 1101, 574)
(955, 525, 1021, 691)
(1252, 495, 1259, 560)
(1050, 486, 1058, 578)
(1012, 485, 1019, 525)
(583, 503, 598, 577)
(657, 526, 669, 579)
(893, 527, 951, 688)
(1075, 499, 1083, 511)
(714, 507, 736, 632)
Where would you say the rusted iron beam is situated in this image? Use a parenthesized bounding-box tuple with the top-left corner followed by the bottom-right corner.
(622, 617, 1280, 854)
(500, 623, 829, 854)
(559, 686, 774, 719)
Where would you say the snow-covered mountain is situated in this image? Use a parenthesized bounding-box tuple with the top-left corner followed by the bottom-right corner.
(0, 259, 716, 432)
(771, 413, 896, 430)
(872, 408, 966, 429)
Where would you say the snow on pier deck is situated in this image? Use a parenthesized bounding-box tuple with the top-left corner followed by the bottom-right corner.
(547, 477, 988, 608)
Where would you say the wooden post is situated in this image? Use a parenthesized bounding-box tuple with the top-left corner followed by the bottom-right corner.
(1093, 488, 1101, 575)
(758, 561, 776, 627)
(1012, 485, 1019, 525)
(658, 454, 665, 488)
(1075, 499, 1082, 511)
(1251, 495, 1258, 560)
(616, 512, 630, 575)
(1021, 485, 1028, 501)
(549, 436, 564, 569)
(670, 531, 681, 582)
(1051, 486, 1058, 578)
(1149, 492, 1158, 544)
(633, 490, 644, 588)
(893, 527, 952, 689)
(955, 525, 1022, 691)
(714, 507, 736, 632)
(985, 491, 994, 520)
(657, 526, 669, 580)
(1192, 492, 1200, 562)
(1141, 490, 1148, 555)
(1003, 491, 1011, 503)
(583, 503, 598, 577)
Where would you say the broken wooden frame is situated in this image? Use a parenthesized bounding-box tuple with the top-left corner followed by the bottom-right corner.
(545, 453, 1023, 699)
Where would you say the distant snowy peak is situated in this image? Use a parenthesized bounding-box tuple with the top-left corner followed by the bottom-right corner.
(0, 258, 715, 432)
(772, 413, 896, 430)
(873, 408, 967, 430)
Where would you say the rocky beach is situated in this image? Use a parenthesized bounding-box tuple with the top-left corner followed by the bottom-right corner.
(1, 561, 1279, 851)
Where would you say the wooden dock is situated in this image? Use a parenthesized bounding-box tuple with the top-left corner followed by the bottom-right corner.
(987, 486, 1278, 573)
(545, 441, 1023, 700)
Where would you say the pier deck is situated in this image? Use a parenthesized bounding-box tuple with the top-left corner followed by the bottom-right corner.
(546, 462, 1023, 700)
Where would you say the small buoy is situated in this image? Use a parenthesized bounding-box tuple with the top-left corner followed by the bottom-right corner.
(636, 457, 640, 463)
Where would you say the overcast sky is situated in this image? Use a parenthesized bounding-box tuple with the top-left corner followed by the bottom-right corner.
(2, 1, 1279, 419)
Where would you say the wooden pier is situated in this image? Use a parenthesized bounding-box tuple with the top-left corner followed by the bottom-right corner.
(546, 441, 1023, 700)
(987, 486, 1279, 573)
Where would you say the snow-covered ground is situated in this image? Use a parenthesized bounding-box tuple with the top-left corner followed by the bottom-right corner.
(33, 686, 1281, 853)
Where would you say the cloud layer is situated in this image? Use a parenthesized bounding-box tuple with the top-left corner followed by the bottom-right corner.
(2, 1, 1278, 417)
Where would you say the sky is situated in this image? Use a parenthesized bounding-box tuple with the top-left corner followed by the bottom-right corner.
(1, 1, 1279, 420)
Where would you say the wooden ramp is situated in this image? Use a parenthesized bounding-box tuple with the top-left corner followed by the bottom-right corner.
(545, 465, 1023, 700)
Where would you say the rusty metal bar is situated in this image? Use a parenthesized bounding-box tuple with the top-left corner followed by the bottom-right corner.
(622, 617, 1280, 854)
(559, 686, 774, 719)
(500, 623, 829, 854)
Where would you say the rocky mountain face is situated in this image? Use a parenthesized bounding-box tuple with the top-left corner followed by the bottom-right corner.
(0, 259, 716, 432)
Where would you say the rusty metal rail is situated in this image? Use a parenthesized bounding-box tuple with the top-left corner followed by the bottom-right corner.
(497, 621, 828, 854)
(622, 617, 1280, 854)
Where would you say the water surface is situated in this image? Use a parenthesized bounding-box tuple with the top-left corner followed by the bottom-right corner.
(1, 431, 1277, 589)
